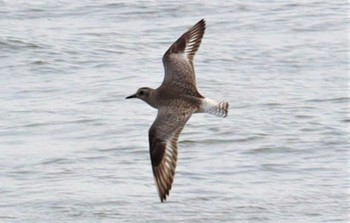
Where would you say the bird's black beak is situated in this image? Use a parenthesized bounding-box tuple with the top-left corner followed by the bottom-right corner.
(125, 94, 137, 99)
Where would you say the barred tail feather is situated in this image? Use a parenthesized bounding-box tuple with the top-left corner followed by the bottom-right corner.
(200, 98, 229, 118)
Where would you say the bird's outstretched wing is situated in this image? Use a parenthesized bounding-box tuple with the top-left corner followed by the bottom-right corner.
(162, 19, 206, 92)
(148, 107, 192, 202)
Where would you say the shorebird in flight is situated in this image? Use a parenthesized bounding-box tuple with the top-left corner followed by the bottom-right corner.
(126, 19, 229, 202)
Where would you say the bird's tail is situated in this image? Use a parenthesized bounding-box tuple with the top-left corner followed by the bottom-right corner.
(200, 98, 229, 118)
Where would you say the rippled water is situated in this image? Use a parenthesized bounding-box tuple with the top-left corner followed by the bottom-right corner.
(0, 0, 349, 222)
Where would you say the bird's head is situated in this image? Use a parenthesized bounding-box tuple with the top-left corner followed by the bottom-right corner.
(126, 87, 157, 108)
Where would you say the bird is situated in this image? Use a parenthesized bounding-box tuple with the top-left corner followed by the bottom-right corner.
(126, 19, 229, 202)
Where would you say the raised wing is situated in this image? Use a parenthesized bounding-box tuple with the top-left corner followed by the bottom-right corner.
(148, 107, 192, 202)
(162, 19, 206, 91)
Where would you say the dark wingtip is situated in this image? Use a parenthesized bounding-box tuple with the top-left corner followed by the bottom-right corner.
(198, 18, 206, 26)
(163, 19, 207, 62)
(160, 194, 166, 203)
(196, 19, 206, 31)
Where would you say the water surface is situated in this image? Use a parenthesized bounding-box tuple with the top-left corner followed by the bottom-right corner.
(0, 0, 349, 222)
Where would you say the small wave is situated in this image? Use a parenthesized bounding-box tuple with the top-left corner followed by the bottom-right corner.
(0, 38, 44, 50)
(306, 97, 350, 103)
(6, 119, 98, 130)
(0, 216, 16, 220)
(39, 157, 74, 165)
(244, 146, 294, 154)
(261, 102, 283, 107)
(31, 60, 47, 65)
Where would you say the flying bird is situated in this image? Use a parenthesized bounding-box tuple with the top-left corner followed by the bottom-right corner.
(126, 19, 229, 202)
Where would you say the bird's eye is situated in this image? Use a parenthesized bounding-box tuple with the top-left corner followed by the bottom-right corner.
(139, 90, 144, 95)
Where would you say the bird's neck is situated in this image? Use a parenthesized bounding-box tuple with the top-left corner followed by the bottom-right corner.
(144, 89, 158, 109)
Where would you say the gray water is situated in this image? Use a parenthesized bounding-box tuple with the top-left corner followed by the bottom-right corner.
(0, 1, 349, 222)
